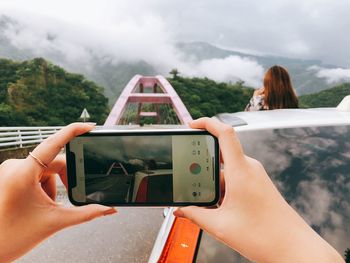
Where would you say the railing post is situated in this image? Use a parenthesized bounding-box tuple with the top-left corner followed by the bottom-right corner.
(39, 128, 43, 142)
(18, 129, 23, 148)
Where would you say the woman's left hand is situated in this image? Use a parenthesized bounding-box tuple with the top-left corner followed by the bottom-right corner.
(0, 123, 117, 262)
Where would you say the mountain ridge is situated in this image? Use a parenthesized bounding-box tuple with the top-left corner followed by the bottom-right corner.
(0, 15, 348, 103)
(177, 41, 342, 95)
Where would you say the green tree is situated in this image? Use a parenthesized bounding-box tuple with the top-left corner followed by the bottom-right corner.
(169, 76, 254, 118)
(299, 83, 350, 108)
(169, 68, 180, 79)
(345, 248, 350, 263)
(235, 79, 245, 88)
(0, 57, 109, 126)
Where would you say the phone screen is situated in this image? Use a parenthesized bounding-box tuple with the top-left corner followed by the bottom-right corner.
(66, 131, 219, 206)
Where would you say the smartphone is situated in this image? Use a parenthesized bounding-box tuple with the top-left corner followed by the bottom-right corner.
(66, 129, 220, 206)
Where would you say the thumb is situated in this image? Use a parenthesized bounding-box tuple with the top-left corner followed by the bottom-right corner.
(57, 205, 117, 229)
(174, 206, 216, 230)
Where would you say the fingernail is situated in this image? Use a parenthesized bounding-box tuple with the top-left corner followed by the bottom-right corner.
(103, 208, 117, 216)
(173, 208, 184, 218)
(86, 122, 97, 126)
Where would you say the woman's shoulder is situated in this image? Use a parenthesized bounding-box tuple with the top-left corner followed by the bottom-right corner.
(245, 95, 266, 111)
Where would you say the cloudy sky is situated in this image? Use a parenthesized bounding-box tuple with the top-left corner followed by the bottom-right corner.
(1, 0, 350, 85)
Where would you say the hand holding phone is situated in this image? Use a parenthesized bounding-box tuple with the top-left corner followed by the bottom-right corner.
(174, 118, 343, 263)
(66, 129, 220, 206)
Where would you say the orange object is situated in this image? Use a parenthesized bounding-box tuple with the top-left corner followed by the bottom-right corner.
(158, 217, 201, 263)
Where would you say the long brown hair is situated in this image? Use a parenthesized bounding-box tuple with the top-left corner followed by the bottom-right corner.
(263, 65, 299, 109)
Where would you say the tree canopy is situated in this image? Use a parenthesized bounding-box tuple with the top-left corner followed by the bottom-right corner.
(1, 57, 348, 127)
(299, 83, 350, 108)
(0, 58, 109, 126)
(169, 68, 180, 79)
(169, 76, 254, 118)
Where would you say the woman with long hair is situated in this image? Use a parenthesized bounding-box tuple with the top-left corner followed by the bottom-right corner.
(245, 65, 299, 111)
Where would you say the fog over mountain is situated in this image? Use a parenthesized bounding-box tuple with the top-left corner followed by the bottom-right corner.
(176, 42, 347, 95)
(1, 0, 350, 103)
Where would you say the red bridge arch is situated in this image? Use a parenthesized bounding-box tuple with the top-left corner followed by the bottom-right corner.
(104, 75, 192, 126)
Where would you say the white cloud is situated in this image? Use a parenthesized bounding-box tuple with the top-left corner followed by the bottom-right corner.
(309, 65, 350, 83)
(2, 10, 182, 70)
(184, 56, 264, 87)
(292, 178, 332, 225)
(2, 0, 350, 87)
(1, 0, 350, 67)
(84, 136, 172, 163)
(0, 5, 266, 86)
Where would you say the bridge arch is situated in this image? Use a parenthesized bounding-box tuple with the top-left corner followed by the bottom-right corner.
(104, 75, 192, 126)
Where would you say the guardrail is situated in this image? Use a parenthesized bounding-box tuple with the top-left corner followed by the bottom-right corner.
(0, 126, 63, 149)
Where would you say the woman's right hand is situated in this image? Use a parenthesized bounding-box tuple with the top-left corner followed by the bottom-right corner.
(0, 123, 117, 262)
(174, 117, 343, 263)
(253, 87, 264, 97)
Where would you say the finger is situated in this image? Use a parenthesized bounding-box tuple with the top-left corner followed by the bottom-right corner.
(41, 173, 57, 200)
(42, 155, 68, 188)
(27, 123, 94, 178)
(45, 154, 66, 175)
(33, 123, 94, 164)
(189, 117, 224, 137)
(219, 169, 225, 205)
(40, 155, 67, 200)
(56, 205, 117, 230)
(190, 118, 245, 169)
(174, 206, 217, 233)
(220, 150, 224, 165)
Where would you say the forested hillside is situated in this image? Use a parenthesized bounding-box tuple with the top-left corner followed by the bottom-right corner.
(0, 57, 348, 127)
(171, 75, 350, 115)
(299, 83, 350, 108)
(0, 58, 109, 126)
(170, 76, 254, 118)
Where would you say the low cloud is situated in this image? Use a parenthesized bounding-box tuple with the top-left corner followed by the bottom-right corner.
(309, 65, 350, 83)
(1, 0, 350, 68)
(184, 56, 264, 87)
(2, 13, 182, 71)
(0, 9, 265, 86)
(292, 178, 332, 226)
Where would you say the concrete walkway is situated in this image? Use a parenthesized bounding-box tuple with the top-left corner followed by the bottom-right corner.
(17, 192, 164, 263)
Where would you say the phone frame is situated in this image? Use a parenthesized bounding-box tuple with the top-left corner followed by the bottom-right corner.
(66, 129, 220, 207)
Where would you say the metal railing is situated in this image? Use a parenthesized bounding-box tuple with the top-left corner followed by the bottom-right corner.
(0, 126, 63, 149)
